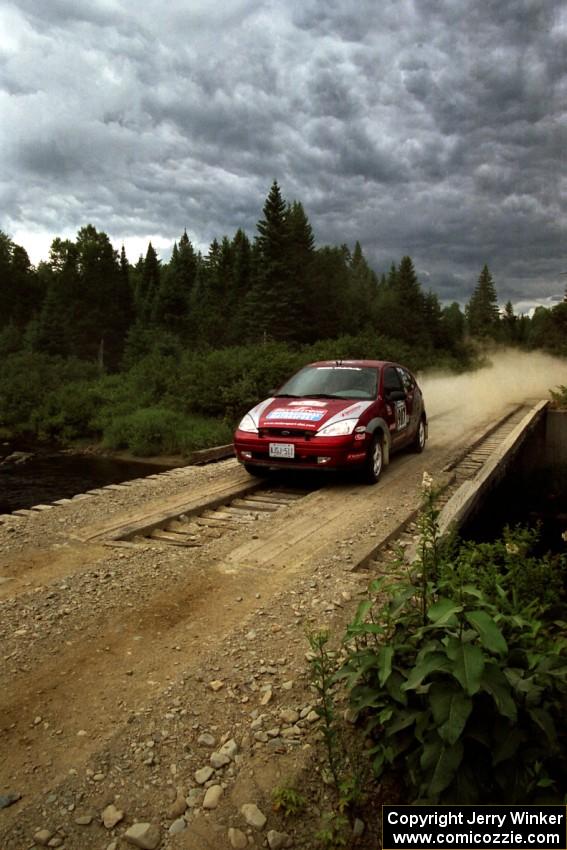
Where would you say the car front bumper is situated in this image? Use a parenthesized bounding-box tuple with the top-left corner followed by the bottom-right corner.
(233, 430, 369, 470)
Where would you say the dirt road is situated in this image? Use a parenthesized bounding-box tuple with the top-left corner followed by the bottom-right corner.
(0, 369, 556, 849)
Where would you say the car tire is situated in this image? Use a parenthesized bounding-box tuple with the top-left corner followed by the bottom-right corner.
(363, 433, 383, 484)
(412, 417, 426, 453)
(244, 463, 270, 478)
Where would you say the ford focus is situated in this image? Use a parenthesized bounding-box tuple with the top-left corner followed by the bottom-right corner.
(233, 360, 427, 483)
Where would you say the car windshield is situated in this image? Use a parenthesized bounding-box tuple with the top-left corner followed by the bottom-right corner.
(276, 365, 377, 400)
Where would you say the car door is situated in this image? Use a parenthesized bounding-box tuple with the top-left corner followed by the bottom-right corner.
(382, 365, 409, 448)
(396, 366, 419, 444)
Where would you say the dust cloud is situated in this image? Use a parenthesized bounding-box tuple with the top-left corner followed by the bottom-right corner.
(419, 349, 567, 442)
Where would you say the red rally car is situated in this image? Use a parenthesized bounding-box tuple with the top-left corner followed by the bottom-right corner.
(233, 360, 427, 483)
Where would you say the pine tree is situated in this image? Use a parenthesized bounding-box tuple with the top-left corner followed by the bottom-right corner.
(306, 246, 351, 341)
(287, 201, 315, 255)
(374, 263, 399, 338)
(136, 242, 161, 324)
(176, 230, 198, 301)
(36, 238, 79, 356)
(0, 231, 11, 320)
(0, 234, 39, 329)
(441, 302, 466, 350)
(188, 239, 226, 347)
(72, 225, 131, 367)
(347, 241, 378, 333)
(466, 265, 500, 338)
(153, 248, 190, 337)
(151, 230, 199, 341)
(422, 290, 444, 348)
(119, 245, 130, 289)
(286, 200, 316, 342)
(247, 180, 295, 342)
(501, 300, 517, 344)
(228, 229, 253, 345)
(382, 256, 429, 347)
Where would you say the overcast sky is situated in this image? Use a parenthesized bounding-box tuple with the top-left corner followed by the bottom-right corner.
(1, 0, 565, 309)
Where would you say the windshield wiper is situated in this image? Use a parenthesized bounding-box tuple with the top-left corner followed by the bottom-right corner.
(273, 393, 301, 398)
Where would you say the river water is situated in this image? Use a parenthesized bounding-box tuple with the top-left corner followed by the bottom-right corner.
(0, 441, 171, 514)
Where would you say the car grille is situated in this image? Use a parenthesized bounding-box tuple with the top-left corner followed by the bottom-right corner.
(258, 428, 313, 439)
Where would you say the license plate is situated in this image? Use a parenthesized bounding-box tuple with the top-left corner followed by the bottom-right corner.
(269, 442, 294, 459)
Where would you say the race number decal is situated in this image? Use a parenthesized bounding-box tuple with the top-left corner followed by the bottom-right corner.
(395, 400, 408, 430)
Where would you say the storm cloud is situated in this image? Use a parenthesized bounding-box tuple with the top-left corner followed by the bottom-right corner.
(1, 0, 565, 308)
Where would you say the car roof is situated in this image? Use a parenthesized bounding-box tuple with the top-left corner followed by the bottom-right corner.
(307, 359, 391, 369)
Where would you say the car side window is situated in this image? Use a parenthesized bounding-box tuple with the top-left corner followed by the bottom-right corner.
(396, 367, 414, 393)
(383, 366, 403, 393)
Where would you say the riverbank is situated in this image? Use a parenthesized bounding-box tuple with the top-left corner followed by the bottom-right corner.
(59, 443, 189, 468)
(0, 443, 172, 515)
(62, 440, 235, 468)
(0, 438, 236, 515)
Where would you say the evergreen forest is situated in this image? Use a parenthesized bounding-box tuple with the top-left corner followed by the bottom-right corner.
(1, 181, 566, 455)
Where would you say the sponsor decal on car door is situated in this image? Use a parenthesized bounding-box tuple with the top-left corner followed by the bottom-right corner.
(395, 399, 408, 430)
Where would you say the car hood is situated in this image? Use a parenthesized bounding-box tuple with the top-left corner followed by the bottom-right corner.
(250, 397, 373, 432)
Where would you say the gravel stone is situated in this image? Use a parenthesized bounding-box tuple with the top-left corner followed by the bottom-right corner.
(279, 708, 299, 724)
(33, 830, 53, 846)
(195, 765, 214, 784)
(267, 830, 293, 849)
(219, 737, 238, 759)
(210, 750, 231, 768)
(168, 817, 187, 835)
(124, 822, 161, 850)
(167, 789, 187, 818)
(203, 784, 223, 809)
(198, 732, 216, 747)
(228, 827, 248, 848)
(186, 788, 203, 807)
(102, 803, 124, 829)
(241, 802, 267, 829)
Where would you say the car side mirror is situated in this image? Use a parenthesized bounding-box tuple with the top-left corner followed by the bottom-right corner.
(387, 390, 406, 402)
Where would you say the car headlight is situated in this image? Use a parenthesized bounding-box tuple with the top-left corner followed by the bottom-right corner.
(315, 419, 359, 437)
(237, 414, 257, 433)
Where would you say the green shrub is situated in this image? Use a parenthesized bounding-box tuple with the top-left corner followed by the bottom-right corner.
(176, 416, 233, 453)
(31, 381, 105, 441)
(339, 488, 567, 804)
(102, 407, 232, 456)
(438, 524, 567, 610)
(0, 352, 97, 433)
(550, 385, 567, 409)
(0, 334, 477, 446)
(0, 324, 23, 356)
(178, 343, 301, 419)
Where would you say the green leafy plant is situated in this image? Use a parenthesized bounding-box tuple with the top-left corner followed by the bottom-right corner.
(339, 479, 567, 804)
(271, 785, 307, 818)
(316, 812, 351, 849)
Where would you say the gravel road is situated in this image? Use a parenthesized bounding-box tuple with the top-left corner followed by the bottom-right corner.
(0, 396, 537, 850)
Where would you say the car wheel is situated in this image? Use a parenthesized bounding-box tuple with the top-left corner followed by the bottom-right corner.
(363, 433, 383, 484)
(412, 418, 426, 453)
(244, 463, 270, 478)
